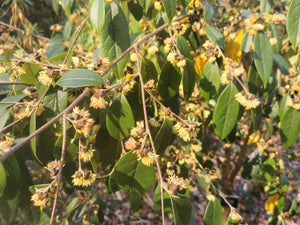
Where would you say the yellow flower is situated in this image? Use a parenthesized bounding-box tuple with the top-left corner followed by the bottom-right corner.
(38, 69, 54, 86)
(45, 160, 61, 178)
(235, 91, 260, 110)
(165, 174, 187, 197)
(194, 54, 208, 76)
(148, 45, 158, 55)
(174, 122, 199, 142)
(154, 1, 162, 11)
(72, 170, 96, 187)
(224, 31, 243, 63)
(130, 121, 145, 138)
(136, 147, 159, 166)
(90, 89, 107, 109)
(124, 137, 140, 150)
(71, 107, 94, 137)
(79, 145, 95, 162)
(265, 193, 279, 211)
(31, 189, 49, 209)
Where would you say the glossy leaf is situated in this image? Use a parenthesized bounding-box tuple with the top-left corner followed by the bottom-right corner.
(0, 163, 6, 197)
(158, 62, 181, 100)
(43, 88, 68, 113)
(141, 58, 158, 82)
(248, 63, 263, 95)
(30, 112, 42, 164)
(45, 44, 65, 59)
(172, 196, 192, 225)
(199, 62, 220, 100)
(260, 0, 273, 13)
(183, 59, 197, 100)
(253, 31, 273, 88)
(203, 197, 224, 225)
(154, 118, 173, 154)
(57, 69, 104, 87)
(213, 82, 239, 139)
(260, 158, 276, 183)
(0, 94, 26, 110)
(128, 0, 143, 21)
(177, 35, 191, 59)
(241, 32, 253, 53)
(279, 107, 300, 148)
(286, 0, 300, 49)
(273, 53, 289, 75)
(18, 63, 40, 85)
(205, 26, 225, 49)
(90, 0, 105, 33)
(106, 94, 134, 140)
(109, 150, 155, 193)
(100, 2, 131, 78)
(161, 0, 176, 21)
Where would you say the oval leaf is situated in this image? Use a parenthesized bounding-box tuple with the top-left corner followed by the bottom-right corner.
(90, 0, 105, 33)
(213, 82, 239, 139)
(109, 150, 155, 193)
(154, 118, 173, 154)
(204, 197, 224, 225)
(205, 26, 225, 49)
(183, 59, 197, 100)
(57, 69, 104, 87)
(199, 62, 220, 100)
(279, 107, 300, 148)
(287, 0, 300, 49)
(172, 196, 192, 225)
(177, 35, 191, 59)
(161, 0, 176, 21)
(158, 62, 181, 100)
(106, 94, 135, 140)
(100, 2, 131, 78)
(253, 31, 273, 88)
(128, 0, 144, 21)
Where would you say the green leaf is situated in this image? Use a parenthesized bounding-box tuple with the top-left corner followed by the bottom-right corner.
(44, 88, 68, 113)
(241, 32, 253, 53)
(248, 62, 263, 94)
(106, 94, 135, 140)
(0, 193, 19, 224)
(177, 35, 191, 59)
(267, 23, 282, 53)
(100, 2, 131, 78)
(52, 0, 59, 16)
(158, 62, 181, 100)
(0, 163, 6, 197)
(260, 158, 276, 183)
(0, 74, 25, 95)
(45, 44, 65, 59)
(109, 150, 155, 193)
(66, 197, 79, 213)
(203, 198, 224, 225)
(141, 58, 158, 82)
(130, 192, 141, 212)
(57, 69, 104, 87)
(260, 0, 273, 13)
(241, 150, 261, 179)
(205, 26, 225, 49)
(20, 204, 40, 225)
(286, 0, 300, 49)
(161, 0, 176, 21)
(38, 210, 51, 225)
(0, 94, 26, 110)
(279, 107, 300, 148)
(199, 62, 220, 100)
(213, 82, 239, 139)
(18, 63, 41, 85)
(253, 31, 273, 88)
(154, 186, 172, 215)
(183, 59, 197, 100)
(63, 21, 72, 39)
(90, 0, 105, 33)
(273, 53, 289, 75)
(128, 0, 143, 21)
(0, 109, 10, 130)
(204, 2, 214, 21)
(252, 106, 262, 131)
(172, 196, 192, 225)
(61, 0, 71, 17)
(154, 118, 173, 154)
(30, 112, 42, 164)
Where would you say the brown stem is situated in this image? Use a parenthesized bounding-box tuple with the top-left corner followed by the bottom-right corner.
(134, 44, 165, 225)
(228, 124, 254, 184)
(63, 16, 90, 65)
(50, 113, 67, 225)
(0, 88, 90, 162)
(0, 81, 27, 85)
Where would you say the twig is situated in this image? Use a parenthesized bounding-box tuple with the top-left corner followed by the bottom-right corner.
(13, 58, 70, 71)
(134, 44, 165, 225)
(145, 89, 192, 127)
(63, 15, 90, 65)
(0, 88, 90, 162)
(0, 81, 26, 85)
(216, 45, 248, 92)
(0, 21, 50, 41)
(50, 113, 67, 225)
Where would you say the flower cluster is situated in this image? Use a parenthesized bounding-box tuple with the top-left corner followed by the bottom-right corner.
(79, 144, 95, 162)
(70, 107, 94, 137)
(167, 51, 186, 69)
(125, 121, 158, 166)
(31, 188, 49, 209)
(45, 159, 61, 178)
(38, 68, 55, 86)
(72, 169, 96, 187)
(191, 18, 208, 36)
(50, 24, 62, 32)
(0, 133, 14, 155)
(244, 14, 265, 35)
(93, 54, 110, 71)
(165, 174, 187, 197)
(235, 91, 260, 110)
(90, 89, 108, 109)
(286, 97, 300, 110)
(170, 21, 189, 36)
(221, 58, 245, 84)
(174, 121, 200, 142)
